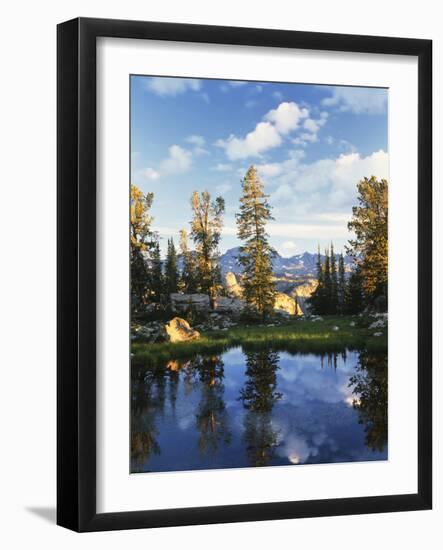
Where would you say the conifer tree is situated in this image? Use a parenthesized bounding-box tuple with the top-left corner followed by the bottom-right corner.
(190, 191, 225, 309)
(345, 265, 364, 314)
(323, 247, 332, 314)
(150, 240, 163, 303)
(164, 238, 179, 298)
(308, 245, 325, 314)
(347, 176, 388, 310)
(330, 243, 338, 314)
(236, 166, 276, 319)
(179, 229, 198, 293)
(338, 252, 346, 314)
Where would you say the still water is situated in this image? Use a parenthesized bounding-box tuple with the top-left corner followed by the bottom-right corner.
(131, 348, 387, 473)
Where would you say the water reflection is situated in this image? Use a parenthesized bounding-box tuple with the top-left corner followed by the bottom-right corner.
(131, 348, 387, 473)
(348, 351, 388, 452)
(240, 350, 282, 467)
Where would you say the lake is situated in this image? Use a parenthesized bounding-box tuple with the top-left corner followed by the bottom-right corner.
(131, 347, 387, 473)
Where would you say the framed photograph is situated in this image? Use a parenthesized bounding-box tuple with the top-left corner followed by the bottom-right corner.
(57, 17, 432, 532)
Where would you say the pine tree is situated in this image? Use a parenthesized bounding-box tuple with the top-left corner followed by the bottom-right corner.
(236, 166, 276, 319)
(338, 252, 346, 314)
(179, 229, 198, 293)
(323, 247, 332, 314)
(330, 243, 338, 314)
(190, 191, 225, 309)
(345, 265, 364, 314)
(308, 245, 325, 314)
(150, 240, 163, 303)
(347, 176, 388, 310)
(164, 238, 179, 298)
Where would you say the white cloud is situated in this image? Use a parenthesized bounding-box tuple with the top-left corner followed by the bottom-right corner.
(256, 163, 283, 178)
(184, 135, 209, 156)
(216, 101, 313, 160)
(281, 240, 298, 253)
(186, 134, 205, 147)
(213, 163, 233, 172)
(264, 102, 309, 134)
(322, 87, 387, 114)
(270, 150, 389, 214)
(144, 77, 201, 97)
(215, 121, 282, 160)
(141, 167, 160, 180)
(141, 144, 192, 180)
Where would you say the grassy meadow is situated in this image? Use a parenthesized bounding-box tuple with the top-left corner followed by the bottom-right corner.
(131, 314, 387, 368)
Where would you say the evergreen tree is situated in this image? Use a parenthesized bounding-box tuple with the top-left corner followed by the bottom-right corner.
(323, 247, 332, 314)
(338, 252, 346, 314)
(130, 185, 154, 309)
(179, 229, 198, 293)
(308, 245, 325, 314)
(345, 265, 364, 314)
(164, 238, 179, 298)
(330, 243, 338, 314)
(150, 240, 163, 303)
(347, 176, 388, 310)
(190, 191, 225, 309)
(236, 166, 276, 319)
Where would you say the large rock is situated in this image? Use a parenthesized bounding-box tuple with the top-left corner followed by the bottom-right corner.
(214, 296, 244, 314)
(291, 278, 318, 298)
(224, 272, 243, 298)
(164, 317, 200, 343)
(170, 293, 210, 312)
(291, 279, 318, 315)
(274, 292, 297, 316)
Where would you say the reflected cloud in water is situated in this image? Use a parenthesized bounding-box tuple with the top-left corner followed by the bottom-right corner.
(131, 347, 387, 473)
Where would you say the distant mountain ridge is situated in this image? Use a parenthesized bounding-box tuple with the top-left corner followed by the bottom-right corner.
(219, 247, 353, 277)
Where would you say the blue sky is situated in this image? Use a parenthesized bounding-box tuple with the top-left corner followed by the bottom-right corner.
(131, 76, 388, 256)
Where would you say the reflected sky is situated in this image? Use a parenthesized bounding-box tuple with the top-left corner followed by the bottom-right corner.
(131, 348, 387, 473)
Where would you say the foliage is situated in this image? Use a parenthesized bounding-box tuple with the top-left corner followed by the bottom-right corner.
(179, 229, 198, 293)
(164, 238, 179, 298)
(130, 185, 154, 309)
(338, 253, 346, 314)
(190, 191, 225, 309)
(236, 166, 276, 319)
(131, 315, 387, 367)
(348, 351, 387, 452)
(347, 176, 388, 310)
(345, 265, 364, 314)
(149, 240, 164, 303)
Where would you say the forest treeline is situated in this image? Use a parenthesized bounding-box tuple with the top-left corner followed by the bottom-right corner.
(308, 176, 388, 315)
(131, 167, 388, 319)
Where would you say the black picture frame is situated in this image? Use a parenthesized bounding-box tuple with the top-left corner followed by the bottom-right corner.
(57, 17, 432, 532)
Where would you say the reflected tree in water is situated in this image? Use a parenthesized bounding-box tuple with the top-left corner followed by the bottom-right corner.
(130, 368, 164, 468)
(240, 350, 282, 466)
(194, 355, 231, 456)
(348, 351, 388, 452)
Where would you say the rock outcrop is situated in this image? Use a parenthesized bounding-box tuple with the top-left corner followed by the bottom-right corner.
(292, 278, 318, 298)
(214, 296, 244, 314)
(274, 292, 297, 316)
(291, 278, 318, 315)
(224, 271, 243, 298)
(164, 317, 200, 343)
(170, 293, 210, 312)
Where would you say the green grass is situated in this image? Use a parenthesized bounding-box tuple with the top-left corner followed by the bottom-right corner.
(131, 315, 387, 367)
